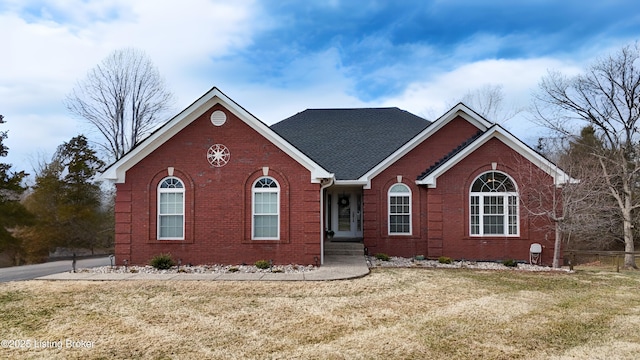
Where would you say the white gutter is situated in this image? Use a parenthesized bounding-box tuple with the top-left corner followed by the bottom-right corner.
(319, 177, 335, 265)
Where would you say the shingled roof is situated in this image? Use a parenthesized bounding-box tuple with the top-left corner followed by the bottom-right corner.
(417, 129, 485, 180)
(271, 108, 430, 180)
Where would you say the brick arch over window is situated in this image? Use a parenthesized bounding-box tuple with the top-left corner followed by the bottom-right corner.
(380, 177, 420, 238)
(469, 171, 519, 237)
(158, 177, 185, 239)
(252, 177, 280, 239)
(243, 169, 290, 243)
(388, 183, 412, 235)
(148, 169, 195, 243)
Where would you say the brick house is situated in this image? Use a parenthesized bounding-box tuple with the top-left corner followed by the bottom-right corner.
(102, 87, 573, 266)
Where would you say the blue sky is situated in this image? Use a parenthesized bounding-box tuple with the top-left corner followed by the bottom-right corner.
(1, 0, 639, 175)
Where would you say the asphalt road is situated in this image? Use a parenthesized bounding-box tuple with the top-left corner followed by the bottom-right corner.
(0, 256, 111, 282)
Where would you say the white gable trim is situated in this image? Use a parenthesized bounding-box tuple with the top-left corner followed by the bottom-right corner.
(359, 103, 492, 189)
(416, 125, 577, 188)
(101, 87, 333, 183)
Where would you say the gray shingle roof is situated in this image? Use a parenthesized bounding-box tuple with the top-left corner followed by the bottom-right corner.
(417, 129, 485, 180)
(271, 108, 430, 180)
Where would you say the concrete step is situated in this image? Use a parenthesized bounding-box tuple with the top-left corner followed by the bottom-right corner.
(324, 242, 365, 256)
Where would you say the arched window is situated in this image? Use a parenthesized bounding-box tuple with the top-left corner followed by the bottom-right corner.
(158, 177, 185, 240)
(388, 183, 411, 235)
(470, 171, 518, 236)
(253, 177, 279, 239)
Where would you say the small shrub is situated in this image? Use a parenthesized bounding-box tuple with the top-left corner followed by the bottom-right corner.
(149, 253, 175, 270)
(255, 260, 270, 269)
(375, 253, 390, 261)
(502, 259, 518, 267)
(227, 267, 239, 273)
(438, 256, 453, 264)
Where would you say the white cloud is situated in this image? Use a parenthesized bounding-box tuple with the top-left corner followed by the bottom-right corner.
(216, 47, 365, 124)
(1, 1, 634, 173)
(0, 0, 263, 170)
(380, 57, 584, 139)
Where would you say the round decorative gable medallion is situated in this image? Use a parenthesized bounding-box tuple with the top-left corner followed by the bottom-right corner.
(210, 110, 227, 126)
(207, 144, 230, 167)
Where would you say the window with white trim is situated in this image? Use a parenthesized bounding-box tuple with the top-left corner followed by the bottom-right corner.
(388, 183, 411, 235)
(470, 171, 518, 236)
(253, 177, 279, 239)
(158, 177, 185, 240)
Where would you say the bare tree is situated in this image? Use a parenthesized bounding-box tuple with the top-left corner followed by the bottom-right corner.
(558, 127, 626, 251)
(65, 48, 174, 162)
(514, 136, 613, 268)
(455, 84, 522, 123)
(532, 43, 640, 269)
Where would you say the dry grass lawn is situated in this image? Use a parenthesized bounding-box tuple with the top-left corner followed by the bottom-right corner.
(1, 267, 640, 359)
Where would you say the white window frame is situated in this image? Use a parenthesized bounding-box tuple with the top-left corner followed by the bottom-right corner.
(157, 177, 185, 240)
(252, 177, 280, 240)
(470, 171, 519, 237)
(388, 183, 412, 235)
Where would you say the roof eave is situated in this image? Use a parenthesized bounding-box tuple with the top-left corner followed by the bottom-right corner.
(415, 126, 578, 187)
(100, 87, 332, 184)
(360, 103, 492, 189)
(334, 179, 369, 186)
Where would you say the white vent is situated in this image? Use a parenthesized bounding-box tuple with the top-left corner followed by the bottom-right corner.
(210, 110, 227, 126)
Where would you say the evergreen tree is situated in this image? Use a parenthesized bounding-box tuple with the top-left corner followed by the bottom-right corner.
(560, 126, 622, 250)
(20, 135, 110, 261)
(0, 115, 32, 263)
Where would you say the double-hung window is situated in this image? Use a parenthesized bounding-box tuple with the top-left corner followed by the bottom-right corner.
(470, 171, 518, 236)
(388, 183, 411, 235)
(158, 177, 185, 240)
(253, 177, 279, 239)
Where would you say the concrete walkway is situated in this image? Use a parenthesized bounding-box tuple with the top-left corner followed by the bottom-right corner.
(36, 254, 370, 281)
(0, 256, 110, 282)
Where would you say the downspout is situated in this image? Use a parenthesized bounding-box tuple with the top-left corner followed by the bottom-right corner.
(319, 177, 334, 265)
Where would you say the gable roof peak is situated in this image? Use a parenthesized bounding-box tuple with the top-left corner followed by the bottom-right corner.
(101, 86, 332, 183)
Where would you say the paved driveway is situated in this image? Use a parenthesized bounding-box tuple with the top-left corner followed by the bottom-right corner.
(0, 257, 111, 282)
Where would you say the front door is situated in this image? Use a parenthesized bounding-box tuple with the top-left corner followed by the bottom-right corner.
(329, 189, 363, 238)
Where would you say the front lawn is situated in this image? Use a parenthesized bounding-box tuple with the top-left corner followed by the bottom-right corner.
(1, 268, 639, 359)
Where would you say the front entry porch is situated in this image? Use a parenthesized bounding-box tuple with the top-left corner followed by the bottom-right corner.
(325, 186, 363, 240)
(323, 240, 365, 256)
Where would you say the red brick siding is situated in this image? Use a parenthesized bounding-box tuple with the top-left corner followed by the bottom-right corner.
(114, 104, 321, 266)
(364, 116, 480, 257)
(433, 138, 556, 264)
(364, 117, 558, 265)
